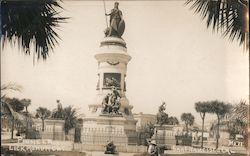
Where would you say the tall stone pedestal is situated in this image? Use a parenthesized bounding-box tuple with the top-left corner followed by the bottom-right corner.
(152, 125, 177, 147)
(82, 37, 137, 146)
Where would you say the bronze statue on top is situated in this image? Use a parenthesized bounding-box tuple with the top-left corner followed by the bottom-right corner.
(156, 102, 169, 125)
(104, 2, 125, 38)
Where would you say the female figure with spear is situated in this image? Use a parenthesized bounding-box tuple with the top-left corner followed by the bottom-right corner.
(103, 1, 125, 38)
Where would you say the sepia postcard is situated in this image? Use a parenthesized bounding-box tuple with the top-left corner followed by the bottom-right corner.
(1, 0, 249, 156)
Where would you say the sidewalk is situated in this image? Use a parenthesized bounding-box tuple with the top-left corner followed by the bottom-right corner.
(166, 145, 248, 155)
(82, 151, 137, 156)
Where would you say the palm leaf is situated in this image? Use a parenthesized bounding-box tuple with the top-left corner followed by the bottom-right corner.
(1, 100, 33, 127)
(1, 0, 68, 60)
(230, 100, 249, 123)
(1, 82, 23, 92)
(1, 100, 16, 117)
(186, 0, 249, 50)
(63, 105, 77, 134)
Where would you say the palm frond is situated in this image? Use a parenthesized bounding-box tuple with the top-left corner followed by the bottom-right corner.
(1, 100, 16, 117)
(186, 0, 249, 50)
(1, 0, 68, 60)
(63, 105, 78, 134)
(1, 82, 23, 95)
(36, 107, 51, 119)
(1, 100, 33, 127)
(230, 100, 249, 123)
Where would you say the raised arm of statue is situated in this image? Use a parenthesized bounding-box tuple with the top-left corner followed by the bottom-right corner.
(158, 102, 166, 113)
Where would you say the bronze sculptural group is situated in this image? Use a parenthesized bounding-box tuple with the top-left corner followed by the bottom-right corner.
(102, 87, 121, 115)
(104, 77, 120, 88)
(156, 102, 169, 125)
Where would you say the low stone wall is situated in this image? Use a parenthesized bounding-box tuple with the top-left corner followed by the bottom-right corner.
(82, 133, 128, 145)
(73, 143, 147, 153)
(73, 144, 105, 152)
(153, 124, 176, 146)
(39, 129, 75, 141)
(116, 145, 147, 153)
(40, 131, 65, 140)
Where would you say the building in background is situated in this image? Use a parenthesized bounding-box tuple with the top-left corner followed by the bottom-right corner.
(133, 112, 156, 132)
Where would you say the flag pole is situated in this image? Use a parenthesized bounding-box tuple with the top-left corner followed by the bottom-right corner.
(103, 0, 108, 27)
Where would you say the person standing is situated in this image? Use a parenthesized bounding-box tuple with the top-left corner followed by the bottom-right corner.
(105, 2, 125, 37)
(148, 140, 158, 156)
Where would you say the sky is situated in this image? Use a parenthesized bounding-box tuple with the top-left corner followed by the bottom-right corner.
(1, 1, 249, 122)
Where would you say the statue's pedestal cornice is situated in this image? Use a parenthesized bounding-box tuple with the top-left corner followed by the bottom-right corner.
(100, 37, 126, 48)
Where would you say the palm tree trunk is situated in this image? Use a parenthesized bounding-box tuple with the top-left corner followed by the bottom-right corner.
(216, 116, 220, 149)
(11, 117, 15, 139)
(201, 116, 205, 148)
(186, 123, 188, 133)
(53, 123, 55, 140)
(26, 120, 28, 138)
(42, 119, 44, 131)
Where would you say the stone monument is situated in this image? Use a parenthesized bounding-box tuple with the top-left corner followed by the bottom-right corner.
(152, 102, 177, 148)
(82, 2, 137, 148)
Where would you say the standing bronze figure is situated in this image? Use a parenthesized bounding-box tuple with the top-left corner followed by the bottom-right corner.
(105, 2, 125, 38)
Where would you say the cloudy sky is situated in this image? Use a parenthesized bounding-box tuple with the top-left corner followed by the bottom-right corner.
(1, 1, 249, 122)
